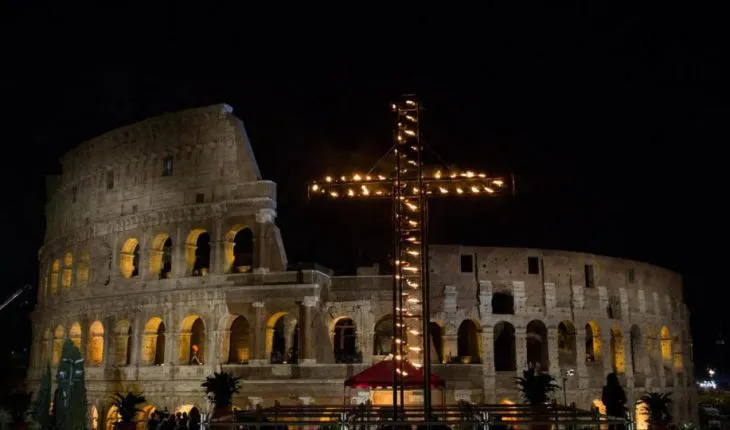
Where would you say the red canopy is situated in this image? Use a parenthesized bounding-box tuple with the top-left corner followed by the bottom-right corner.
(344, 359, 445, 389)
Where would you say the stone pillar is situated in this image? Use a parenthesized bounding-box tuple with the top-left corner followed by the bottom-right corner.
(254, 209, 276, 274)
(211, 217, 223, 274)
(102, 316, 114, 369)
(250, 302, 267, 363)
(219, 330, 231, 364)
(165, 331, 177, 366)
(207, 329, 220, 365)
(179, 332, 192, 364)
(129, 317, 141, 367)
(299, 296, 318, 364)
(548, 326, 559, 373)
(443, 333, 458, 362)
(481, 328, 496, 403)
(172, 225, 187, 278)
(360, 330, 375, 363)
(601, 330, 613, 377)
(516, 330, 528, 371)
(575, 330, 589, 388)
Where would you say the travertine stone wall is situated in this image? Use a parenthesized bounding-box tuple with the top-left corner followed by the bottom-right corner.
(28, 106, 697, 430)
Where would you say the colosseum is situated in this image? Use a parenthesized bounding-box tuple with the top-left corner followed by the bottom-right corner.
(28, 104, 697, 429)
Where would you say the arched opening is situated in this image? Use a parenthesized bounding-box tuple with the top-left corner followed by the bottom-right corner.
(494, 322, 516, 371)
(62, 252, 73, 289)
(526, 320, 549, 370)
(635, 401, 649, 430)
(660, 326, 672, 362)
(180, 316, 206, 365)
(186, 229, 210, 276)
(373, 315, 393, 356)
(226, 316, 250, 364)
(88, 320, 104, 366)
(225, 225, 254, 273)
(52, 325, 65, 366)
(457, 320, 481, 364)
(77, 250, 90, 287)
(115, 320, 133, 366)
(610, 325, 625, 374)
(429, 322, 444, 364)
(106, 406, 120, 430)
(673, 334, 684, 371)
(491, 292, 514, 314)
(558, 321, 577, 366)
(334, 318, 360, 363)
(69, 322, 82, 351)
(142, 318, 165, 365)
(630, 325, 644, 376)
(585, 321, 601, 363)
(267, 312, 299, 364)
(51, 259, 60, 295)
(120, 238, 140, 279)
(149, 233, 173, 279)
(89, 405, 98, 430)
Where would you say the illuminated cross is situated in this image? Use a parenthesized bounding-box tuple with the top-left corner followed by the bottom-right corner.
(307, 95, 514, 418)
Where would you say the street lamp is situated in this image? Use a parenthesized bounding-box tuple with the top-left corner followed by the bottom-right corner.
(708, 368, 716, 378)
(562, 369, 575, 406)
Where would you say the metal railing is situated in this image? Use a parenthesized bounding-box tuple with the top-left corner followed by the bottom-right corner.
(205, 403, 632, 430)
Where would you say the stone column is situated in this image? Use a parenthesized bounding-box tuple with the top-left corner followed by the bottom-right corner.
(218, 329, 231, 364)
(179, 332, 192, 364)
(515, 330, 528, 371)
(129, 317, 141, 367)
(548, 326, 559, 374)
(601, 330, 613, 377)
(210, 217, 223, 274)
(360, 330, 375, 364)
(254, 209, 276, 274)
(481, 328, 496, 403)
(172, 225, 187, 278)
(207, 329, 220, 365)
(102, 316, 114, 369)
(250, 302, 267, 364)
(575, 330, 589, 388)
(299, 296, 318, 364)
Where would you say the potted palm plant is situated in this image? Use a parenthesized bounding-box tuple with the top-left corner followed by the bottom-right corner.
(638, 392, 672, 430)
(202, 372, 241, 421)
(110, 392, 146, 430)
(515, 367, 559, 430)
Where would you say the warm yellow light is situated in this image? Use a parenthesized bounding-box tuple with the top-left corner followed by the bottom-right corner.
(375, 190, 384, 195)
(493, 179, 504, 186)
(347, 189, 355, 197)
(340, 176, 346, 181)
(378, 175, 386, 180)
(434, 170, 441, 178)
(405, 202, 418, 211)
(365, 175, 372, 180)
(412, 187, 419, 193)
(483, 186, 494, 194)
(404, 129, 415, 136)
(409, 346, 422, 352)
(406, 114, 417, 122)
(456, 187, 464, 194)
(311, 184, 319, 191)
(405, 100, 415, 106)
(361, 185, 370, 196)
(478, 173, 486, 178)
(409, 329, 421, 335)
(450, 173, 457, 178)
(330, 191, 338, 197)
(353, 174, 362, 181)
(439, 187, 448, 194)
(465, 171, 475, 178)
(325, 176, 332, 183)
(471, 186, 480, 193)
(408, 220, 418, 227)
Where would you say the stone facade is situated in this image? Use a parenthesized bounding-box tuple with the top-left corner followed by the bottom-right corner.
(28, 105, 697, 429)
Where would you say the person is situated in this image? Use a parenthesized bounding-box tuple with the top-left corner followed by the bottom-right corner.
(190, 345, 201, 365)
(601, 373, 627, 430)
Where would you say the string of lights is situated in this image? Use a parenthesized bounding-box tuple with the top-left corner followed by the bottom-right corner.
(307, 95, 513, 419)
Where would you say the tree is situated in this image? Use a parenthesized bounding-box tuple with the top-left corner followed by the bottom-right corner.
(53, 340, 87, 430)
(33, 363, 52, 430)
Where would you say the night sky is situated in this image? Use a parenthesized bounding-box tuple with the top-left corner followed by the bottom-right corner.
(0, 4, 726, 384)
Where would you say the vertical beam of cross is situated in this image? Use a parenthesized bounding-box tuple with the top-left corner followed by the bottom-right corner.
(307, 95, 513, 420)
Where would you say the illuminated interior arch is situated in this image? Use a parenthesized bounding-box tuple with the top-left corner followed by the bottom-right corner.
(186, 229, 210, 276)
(105, 406, 120, 430)
(558, 320, 577, 366)
(62, 252, 73, 289)
(120, 238, 140, 279)
(610, 325, 625, 374)
(333, 317, 359, 363)
(226, 315, 250, 364)
(142, 317, 165, 365)
(88, 320, 104, 366)
(660, 326, 672, 362)
(225, 224, 254, 273)
(88, 405, 98, 430)
(69, 322, 82, 350)
(76, 250, 90, 287)
(52, 325, 64, 366)
(149, 233, 173, 279)
(51, 259, 60, 294)
(585, 321, 602, 362)
(179, 315, 206, 364)
(266, 312, 298, 363)
(457, 319, 482, 364)
(114, 320, 133, 366)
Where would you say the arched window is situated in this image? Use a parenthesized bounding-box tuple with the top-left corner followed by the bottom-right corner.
(457, 320, 481, 364)
(267, 313, 298, 364)
(88, 321, 104, 366)
(228, 316, 250, 364)
(120, 238, 140, 278)
(373, 315, 393, 356)
(334, 318, 360, 363)
(491, 292, 514, 314)
(180, 315, 206, 365)
(558, 321, 577, 366)
(186, 230, 210, 276)
(526, 320, 549, 371)
(494, 322, 516, 371)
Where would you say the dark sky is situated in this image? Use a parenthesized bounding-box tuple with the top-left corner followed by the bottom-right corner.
(0, 4, 726, 379)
